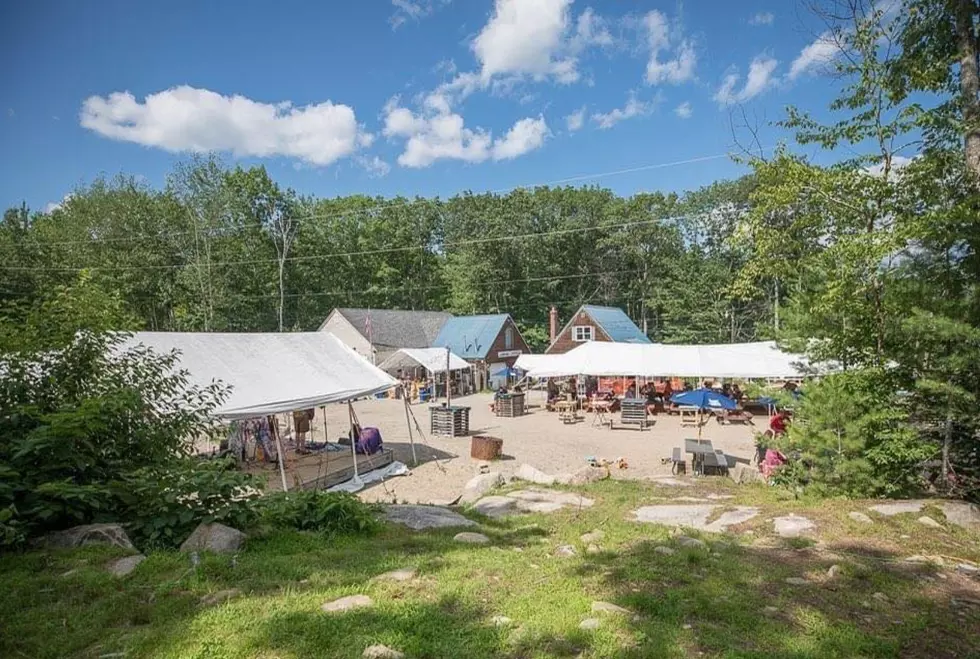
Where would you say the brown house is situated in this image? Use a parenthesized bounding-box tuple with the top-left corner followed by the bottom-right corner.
(431, 314, 530, 390)
(545, 305, 652, 354)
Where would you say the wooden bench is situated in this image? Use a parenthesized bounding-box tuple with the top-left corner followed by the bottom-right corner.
(671, 447, 686, 475)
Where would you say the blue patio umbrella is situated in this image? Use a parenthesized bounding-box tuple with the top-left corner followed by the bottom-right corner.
(670, 388, 737, 410)
(671, 388, 737, 438)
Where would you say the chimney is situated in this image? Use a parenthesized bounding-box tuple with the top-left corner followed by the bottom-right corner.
(549, 306, 558, 343)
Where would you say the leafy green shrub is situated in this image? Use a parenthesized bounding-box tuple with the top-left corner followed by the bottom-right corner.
(257, 490, 379, 535)
(0, 330, 227, 545)
(114, 458, 262, 549)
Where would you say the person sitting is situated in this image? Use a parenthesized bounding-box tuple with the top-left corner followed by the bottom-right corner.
(490, 384, 508, 412)
(625, 383, 637, 399)
(641, 382, 659, 416)
(732, 384, 743, 402)
(768, 409, 791, 437)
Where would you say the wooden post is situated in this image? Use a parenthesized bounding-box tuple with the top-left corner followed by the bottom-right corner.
(446, 346, 452, 409)
(271, 415, 289, 492)
(347, 402, 360, 481)
(403, 396, 418, 466)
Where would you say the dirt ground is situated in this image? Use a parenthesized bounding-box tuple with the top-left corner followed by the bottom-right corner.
(249, 391, 761, 504)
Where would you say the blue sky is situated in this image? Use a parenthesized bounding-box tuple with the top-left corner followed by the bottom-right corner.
(0, 0, 853, 212)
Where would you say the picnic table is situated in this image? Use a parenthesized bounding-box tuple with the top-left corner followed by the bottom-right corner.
(684, 438, 715, 476)
(679, 406, 700, 427)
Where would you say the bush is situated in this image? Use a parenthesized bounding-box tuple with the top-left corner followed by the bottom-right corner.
(257, 490, 380, 535)
(114, 458, 262, 549)
(0, 331, 228, 545)
(776, 369, 934, 498)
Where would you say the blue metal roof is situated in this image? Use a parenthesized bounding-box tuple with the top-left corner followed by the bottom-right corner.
(582, 305, 651, 344)
(431, 314, 510, 359)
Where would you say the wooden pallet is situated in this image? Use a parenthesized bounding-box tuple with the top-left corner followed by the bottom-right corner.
(430, 406, 471, 437)
(494, 393, 525, 418)
(619, 399, 648, 429)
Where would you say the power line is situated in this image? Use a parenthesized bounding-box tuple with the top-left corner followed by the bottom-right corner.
(25, 148, 753, 249)
(3, 213, 697, 273)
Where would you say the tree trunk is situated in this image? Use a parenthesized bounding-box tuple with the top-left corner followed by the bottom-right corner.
(942, 395, 953, 489)
(954, 0, 980, 178)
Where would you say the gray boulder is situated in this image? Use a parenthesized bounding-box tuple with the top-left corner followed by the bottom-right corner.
(322, 594, 373, 613)
(454, 531, 490, 544)
(941, 502, 980, 529)
(384, 505, 476, 530)
(43, 524, 135, 551)
(848, 512, 873, 524)
(592, 601, 630, 615)
(460, 472, 505, 503)
(179, 522, 246, 554)
(514, 463, 556, 485)
(363, 645, 404, 659)
(107, 554, 146, 577)
(557, 466, 609, 486)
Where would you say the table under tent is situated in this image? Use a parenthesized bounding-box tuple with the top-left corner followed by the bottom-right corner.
(121, 331, 422, 493)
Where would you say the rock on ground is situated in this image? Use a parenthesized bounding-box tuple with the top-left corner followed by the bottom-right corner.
(557, 466, 609, 486)
(373, 567, 416, 582)
(592, 601, 630, 615)
(784, 577, 808, 586)
(827, 564, 842, 579)
(107, 554, 145, 577)
(362, 644, 404, 659)
(632, 504, 760, 532)
(848, 512, 873, 524)
(956, 563, 979, 576)
(580, 530, 605, 544)
(200, 588, 242, 606)
(322, 594, 373, 613)
(773, 515, 817, 538)
(383, 505, 476, 530)
(917, 516, 944, 529)
(179, 523, 246, 554)
(941, 502, 980, 530)
(647, 477, 693, 487)
(555, 544, 577, 557)
(654, 546, 675, 555)
(514, 463, 557, 485)
(729, 463, 764, 484)
(586, 544, 601, 554)
(676, 536, 707, 550)
(454, 532, 490, 544)
(42, 524, 135, 551)
(491, 615, 512, 627)
(460, 472, 505, 504)
(868, 501, 927, 516)
(471, 495, 519, 519)
(510, 489, 594, 510)
(579, 618, 601, 630)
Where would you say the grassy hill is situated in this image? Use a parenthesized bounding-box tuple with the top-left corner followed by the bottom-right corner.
(2, 478, 979, 659)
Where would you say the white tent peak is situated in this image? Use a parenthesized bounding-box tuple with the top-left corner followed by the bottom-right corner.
(121, 331, 397, 420)
(378, 347, 470, 374)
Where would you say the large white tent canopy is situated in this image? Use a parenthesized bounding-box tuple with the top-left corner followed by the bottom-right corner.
(378, 347, 470, 375)
(523, 341, 816, 379)
(121, 332, 397, 420)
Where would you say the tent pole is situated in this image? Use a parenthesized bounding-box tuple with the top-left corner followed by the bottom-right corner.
(403, 395, 418, 466)
(446, 346, 452, 408)
(348, 402, 360, 482)
(271, 415, 289, 492)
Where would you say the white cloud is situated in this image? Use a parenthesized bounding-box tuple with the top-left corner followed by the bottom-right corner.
(382, 101, 548, 167)
(472, 0, 575, 84)
(749, 12, 774, 26)
(389, 0, 449, 30)
(565, 106, 586, 132)
(864, 154, 913, 178)
(80, 86, 372, 167)
(357, 155, 391, 178)
(644, 10, 696, 85)
(492, 116, 549, 160)
(674, 101, 692, 119)
(591, 94, 654, 129)
(788, 32, 838, 80)
(573, 7, 614, 49)
(43, 194, 73, 214)
(714, 56, 779, 105)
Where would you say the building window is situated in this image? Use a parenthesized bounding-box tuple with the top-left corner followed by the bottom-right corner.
(504, 327, 514, 349)
(573, 325, 594, 342)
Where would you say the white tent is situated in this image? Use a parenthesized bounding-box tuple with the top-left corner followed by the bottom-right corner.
(513, 353, 556, 373)
(122, 331, 397, 420)
(377, 347, 470, 375)
(523, 341, 816, 380)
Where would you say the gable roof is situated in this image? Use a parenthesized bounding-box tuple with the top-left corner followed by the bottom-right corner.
(321, 308, 452, 349)
(547, 305, 651, 351)
(582, 305, 651, 344)
(431, 314, 511, 360)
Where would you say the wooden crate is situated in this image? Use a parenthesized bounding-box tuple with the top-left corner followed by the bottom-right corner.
(470, 435, 503, 460)
(494, 392, 525, 418)
(430, 405, 471, 437)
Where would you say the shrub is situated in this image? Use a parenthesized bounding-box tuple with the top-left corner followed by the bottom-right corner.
(114, 458, 262, 549)
(0, 331, 227, 545)
(257, 490, 380, 535)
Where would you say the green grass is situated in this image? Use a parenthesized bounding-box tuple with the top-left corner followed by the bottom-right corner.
(2, 479, 980, 658)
